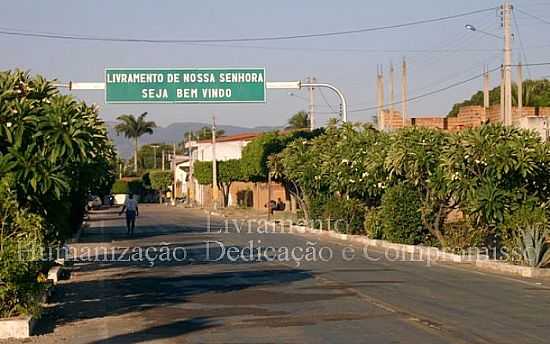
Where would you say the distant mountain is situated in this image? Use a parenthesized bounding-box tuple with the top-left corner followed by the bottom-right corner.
(106, 121, 281, 158)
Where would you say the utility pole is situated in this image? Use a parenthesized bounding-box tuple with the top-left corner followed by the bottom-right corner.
(483, 65, 490, 109)
(517, 61, 523, 117)
(376, 65, 385, 127)
(401, 58, 408, 126)
(308, 77, 316, 131)
(500, 67, 505, 121)
(187, 132, 194, 206)
(161, 149, 165, 171)
(151, 144, 159, 169)
(172, 143, 176, 206)
(502, 0, 513, 125)
(211, 115, 218, 210)
(389, 62, 395, 115)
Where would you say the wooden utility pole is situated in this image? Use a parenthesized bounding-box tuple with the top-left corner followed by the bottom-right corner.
(517, 61, 523, 117)
(401, 58, 408, 126)
(161, 150, 165, 171)
(308, 77, 316, 131)
(483, 65, 490, 109)
(502, 0, 513, 125)
(211, 115, 218, 209)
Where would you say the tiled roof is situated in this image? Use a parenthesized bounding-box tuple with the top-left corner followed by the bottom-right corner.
(196, 132, 262, 144)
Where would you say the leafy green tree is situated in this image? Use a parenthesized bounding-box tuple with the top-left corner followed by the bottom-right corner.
(287, 111, 310, 130)
(442, 124, 550, 238)
(0, 70, 115, 315)
(115, 112, 156, 172)
(185, 127, 225, 141)
(448, 79, 550, 117)
(193, 159, 243, 207)
(384, 127, 452, 246)
(241, 129, 322, 182)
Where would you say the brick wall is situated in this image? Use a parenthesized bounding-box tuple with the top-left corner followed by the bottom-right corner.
(379, 105, 550, 132)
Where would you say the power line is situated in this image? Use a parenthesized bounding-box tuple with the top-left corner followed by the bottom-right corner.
(0, 7, 497, 43)
(516, 8, 550, 25)
(349, 66, 501, 113)
(318, 88, 338, 114)
(513, 10, 531, 79)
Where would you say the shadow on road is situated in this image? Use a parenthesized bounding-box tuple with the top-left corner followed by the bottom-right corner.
(88, 317, 218, 344)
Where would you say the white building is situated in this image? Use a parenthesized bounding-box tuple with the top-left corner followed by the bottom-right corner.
(186, 132, 260, 206)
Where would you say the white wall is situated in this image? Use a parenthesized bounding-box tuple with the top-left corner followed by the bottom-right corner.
(193, 140, 249, 162)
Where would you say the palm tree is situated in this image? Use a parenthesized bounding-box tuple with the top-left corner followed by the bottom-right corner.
(287, 111, 310, 130)
(115, 112, 156, 173)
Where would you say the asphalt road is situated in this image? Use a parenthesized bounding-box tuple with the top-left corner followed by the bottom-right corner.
(16, 205, 550, 343)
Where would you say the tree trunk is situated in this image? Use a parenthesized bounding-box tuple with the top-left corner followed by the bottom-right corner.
(134, 137, 138, 173)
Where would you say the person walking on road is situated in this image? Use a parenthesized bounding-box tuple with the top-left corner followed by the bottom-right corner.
(119, 194, 139, 235)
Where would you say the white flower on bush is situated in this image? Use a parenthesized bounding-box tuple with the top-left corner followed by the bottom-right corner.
(6, 122, 13, 128)
(341, 159, 349, 164)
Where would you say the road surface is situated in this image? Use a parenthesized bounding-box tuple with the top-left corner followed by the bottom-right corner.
(13, 205, 550, 343)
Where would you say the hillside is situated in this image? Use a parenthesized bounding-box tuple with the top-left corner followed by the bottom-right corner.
(448, 79, 550, 117)
(107, 121, 281, 158)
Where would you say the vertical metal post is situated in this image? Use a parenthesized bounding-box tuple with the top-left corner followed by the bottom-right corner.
(267, 170, 272, 221)
(162, 150, 165, 171)
(172, 143, 176, 206)
(211, 115, 218, 209)
(187, 132, 194, 206)
(308, 77, 316, 131)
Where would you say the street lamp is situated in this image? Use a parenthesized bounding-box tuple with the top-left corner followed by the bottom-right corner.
(464, 24, 503, 39)
(150, 144, 160, 169)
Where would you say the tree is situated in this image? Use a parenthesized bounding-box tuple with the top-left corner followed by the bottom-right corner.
(384, 127, 452, 246)
(287, 111, 310, 130)
(149, 170, 174, 203)
(193, 160, 243, 207)
(185, 127, 225, 141)
(0, 70, 115, 316)
(115, 112, 156, 172)
(442, 124, 550, 239)
(448, 79, 550, 117)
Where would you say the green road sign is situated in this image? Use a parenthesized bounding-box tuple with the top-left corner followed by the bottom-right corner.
(105, 68, 266, 103)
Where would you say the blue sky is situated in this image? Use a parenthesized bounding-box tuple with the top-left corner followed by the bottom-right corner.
(1, 0, 549, 128)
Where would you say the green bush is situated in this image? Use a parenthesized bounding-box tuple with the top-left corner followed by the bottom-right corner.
(501, 204, 550, 267)
(149, 170, 173, 192)
(443, 221, 487, 253)
(380, 184, 427, 245)
(364, 208, 384, 239)
(111, 180, 130, 194)
(322, 198, 367, 234)
(0, 192, 48, 318)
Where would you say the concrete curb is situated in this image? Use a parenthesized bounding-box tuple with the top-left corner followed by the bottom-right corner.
(207, 212, 549, 279)
(475, 259, 550, 278)
(0, 316, 36, 339)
